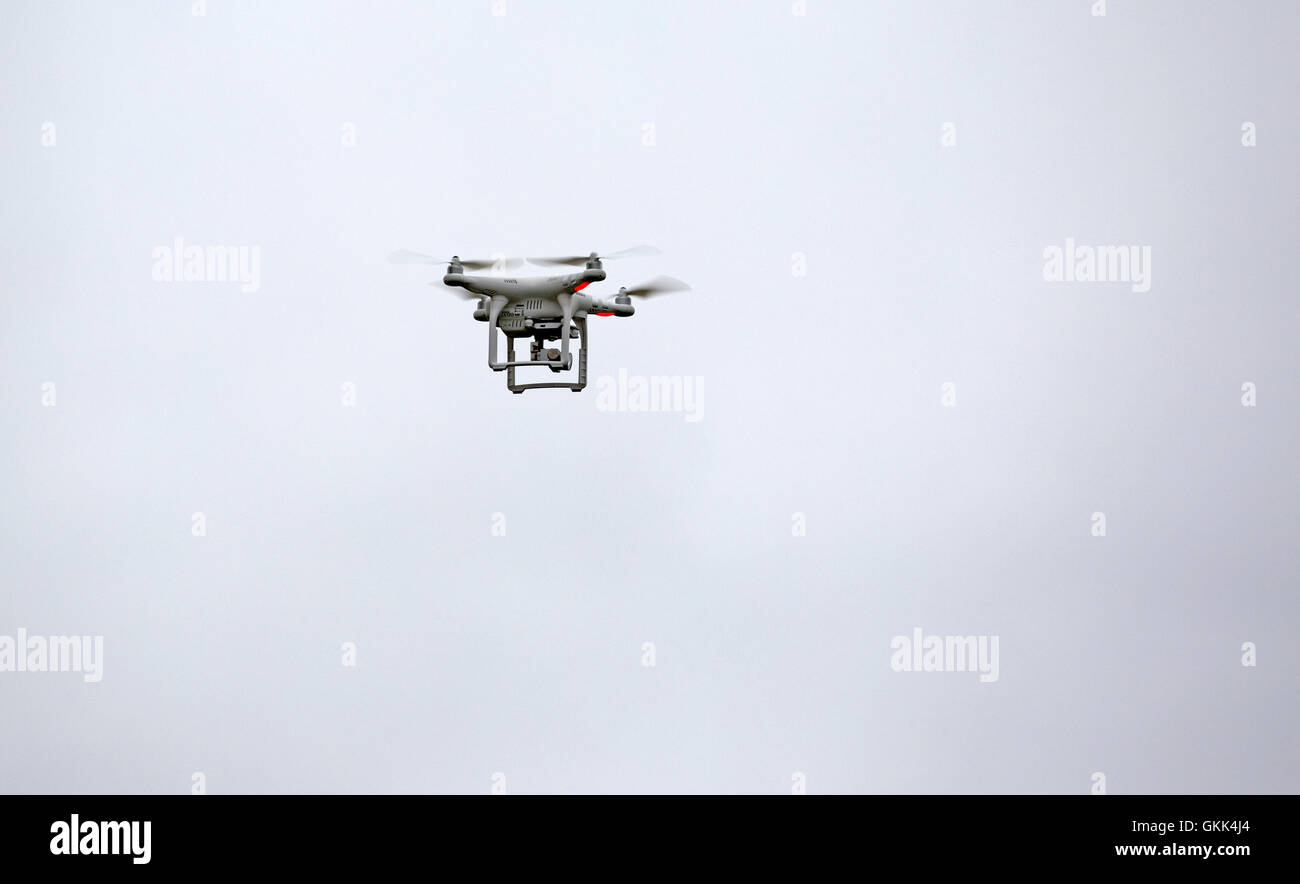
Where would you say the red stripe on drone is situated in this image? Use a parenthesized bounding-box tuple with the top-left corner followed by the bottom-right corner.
(573, 282, 590, 291)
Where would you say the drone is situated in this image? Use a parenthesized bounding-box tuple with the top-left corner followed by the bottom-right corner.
(387, 246, 689, 392)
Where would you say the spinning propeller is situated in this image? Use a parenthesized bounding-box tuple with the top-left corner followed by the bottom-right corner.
(387, 250, 522, 271)
(526, 245, 661, 268)
(616, 276, 691, 298)
(429, 282, 485, 301)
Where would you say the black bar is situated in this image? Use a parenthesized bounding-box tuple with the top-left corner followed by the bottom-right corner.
(0, 795, 1283, 870)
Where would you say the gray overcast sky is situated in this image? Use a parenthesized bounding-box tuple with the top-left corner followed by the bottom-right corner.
(1, 0, 1296, 793)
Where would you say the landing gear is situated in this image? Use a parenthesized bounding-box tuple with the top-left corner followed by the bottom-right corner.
(505, 318, 588, 393)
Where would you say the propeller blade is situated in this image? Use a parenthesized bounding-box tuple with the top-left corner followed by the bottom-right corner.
(527, 255, 589, 268)
(459, 257, 523, 271)
(429, 283, 485, 301)
(388, 251, 521, 271)
(622, 276, 691, 298)
(603, 245, 662, 260)
(526, 245, 661, 268)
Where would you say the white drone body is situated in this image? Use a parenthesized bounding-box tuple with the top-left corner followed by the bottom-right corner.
(388, 247, 689, 393)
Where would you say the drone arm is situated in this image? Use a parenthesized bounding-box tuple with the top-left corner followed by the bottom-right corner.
(588, 297, 633, 317)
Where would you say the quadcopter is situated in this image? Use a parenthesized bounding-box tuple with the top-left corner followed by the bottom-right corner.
(387, 246, 689, 392)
